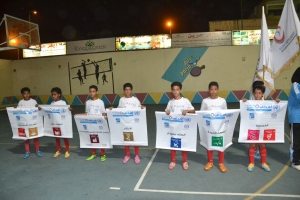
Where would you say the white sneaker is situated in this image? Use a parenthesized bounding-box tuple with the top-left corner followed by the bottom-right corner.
(291, 164, 300, 171)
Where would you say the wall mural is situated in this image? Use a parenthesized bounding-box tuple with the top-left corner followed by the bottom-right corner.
(69, 58, 114, 94)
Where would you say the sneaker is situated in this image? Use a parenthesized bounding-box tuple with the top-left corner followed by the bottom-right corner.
(182, 162, 189, 170)
(218, 163, 228, 173)
(36, 151, 43, 157)
(23, 152, 30, 159)
(134, 155, 141, 165)
(123, 155, 131, 164)
(262, 163, 271, 172)
(169, 162, 176, 170)
(100, 154, 107, 162)
(247, 163, 255, 172)
(53, 151, 61, 158)
(86, 154, 96, 161)
(65, 151, 70, 159)
(291, 163, 300, 171)
(204, 162, 214, 171)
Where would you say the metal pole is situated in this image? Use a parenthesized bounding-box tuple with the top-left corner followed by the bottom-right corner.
(68, 62, 72, 95)
(110, 58, 115, 94)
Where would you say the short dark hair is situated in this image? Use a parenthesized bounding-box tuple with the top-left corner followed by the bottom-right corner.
(208, 81, 219, 89)
(252, 80, 264, 89)
(253, 85, 265, 94)
(123, 83, 133, 90)
(21, 87, 30, 94)
(89, 85, 98, 91)
(51, 87, 62, 95)
(291, 67, 300, 83)
(171, 81, 182, 89)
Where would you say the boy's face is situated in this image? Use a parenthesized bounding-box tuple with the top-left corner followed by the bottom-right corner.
(51, 92, 60, 101)
(124, 87, 132, 97)
(209, 85, 218, 98)
(22, 91, 30, 100)
(89, 88, 97, 99)
(254, 89, 264, 100)
(171, 86, 181, 99)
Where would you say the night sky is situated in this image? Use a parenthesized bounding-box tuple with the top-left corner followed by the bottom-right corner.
(1, 0, 261, 43)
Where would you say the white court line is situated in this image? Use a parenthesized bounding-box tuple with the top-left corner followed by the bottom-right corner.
(133, 148, 300, 198)
(135, 188, 300, 198)
(109, 187, 121, 190)
(134, 148, 159, 191)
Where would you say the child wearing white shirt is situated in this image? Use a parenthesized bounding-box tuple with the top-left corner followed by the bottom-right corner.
(165, 82, 195, 170)
(201, 82, 228, 173)
(118, 83, 143, 164)
(17, 87, 42, 159)
(50, 87, 71, 159)
(85, 85, 107, 161)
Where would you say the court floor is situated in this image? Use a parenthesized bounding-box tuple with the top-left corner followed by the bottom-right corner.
(0, 104, 299, 200)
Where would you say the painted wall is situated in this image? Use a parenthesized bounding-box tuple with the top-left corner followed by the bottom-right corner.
(5, 46, 300, 97)
(0, 59, 13, 97)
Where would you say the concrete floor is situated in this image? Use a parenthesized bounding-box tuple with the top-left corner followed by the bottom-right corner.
(0, 104, 299, 200)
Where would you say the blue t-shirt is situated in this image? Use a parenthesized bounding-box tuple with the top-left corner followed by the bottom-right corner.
(288, 82, 300, 123)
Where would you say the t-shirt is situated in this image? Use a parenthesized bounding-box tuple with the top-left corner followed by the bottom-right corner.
(288, 82, 300, 123)
(17, 98, 38, 108)
(51, 100, 67, 106)
(166, 97, 194, 114)
(85, 99, 105, 115)
(200, 97, 227, 111)
(118, 96, 141, 108)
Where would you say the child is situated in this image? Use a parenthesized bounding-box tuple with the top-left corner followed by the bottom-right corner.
(201, 81, 228, 173)
(246, 84, 271, 172)
(17, 87, 42, 159)
(165, 82, 195, 170)
(50, 87, 71, 159)
(288, 67, 300, 171)
(118, 83, 143, 164)
(85, 85, 107, 161)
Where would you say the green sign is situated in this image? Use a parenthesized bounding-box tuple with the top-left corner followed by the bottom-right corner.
(211, 136, 223, 147)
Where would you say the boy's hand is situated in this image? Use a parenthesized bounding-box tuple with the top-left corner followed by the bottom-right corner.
(37, 106, 42, 110)
(275, 98, 280, 103)
(141, 105, 145, 109)
(102, 113, 107, 117)
(182, 110, 188, 116)
(165, 109, 170, 115)
(242, 98, 248, 102)
(68, 107, 72, 111)
(109, 107, 113, 110)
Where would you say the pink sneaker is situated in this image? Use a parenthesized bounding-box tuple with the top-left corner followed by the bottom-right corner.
(122, 155, 130, 164)
(169, 162, 176, 170)
(134, 155, 141, 164)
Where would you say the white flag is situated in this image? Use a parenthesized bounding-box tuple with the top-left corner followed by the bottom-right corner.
(7, 107, 44, 140)
(238, 100, 287, 143)
(40, 105, 73, 138)
(106, 108, 148, 146)
(197, 109, 240, 152)
(254, 6, 274, 97)
(155, 112, 198, 152)
(271, 0, 300, 77)
(74, 114, 112, 149)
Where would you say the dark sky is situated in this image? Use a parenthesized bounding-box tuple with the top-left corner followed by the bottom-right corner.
(0, 0, 261, 43)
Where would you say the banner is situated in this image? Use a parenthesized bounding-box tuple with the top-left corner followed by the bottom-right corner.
(197, 109, 240, 151)
(238, 100, 287, 143)
(7, 107, 44, 140)
(172, 31, 232, 48)
(74, 114, 112, 149)
(67, 38, 115, 54)
(40, 105, 73, 138)
(107, 108, 148, 146)
(155, 112, 198, 152)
